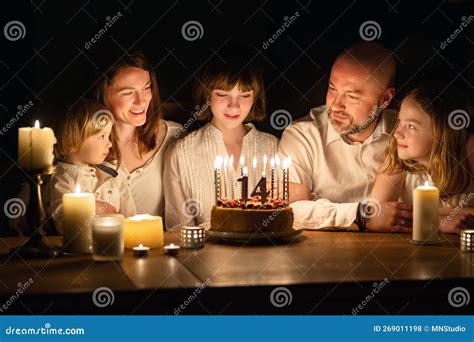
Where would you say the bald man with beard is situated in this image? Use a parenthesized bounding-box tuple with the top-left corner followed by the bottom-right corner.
(278, 41, 413, 233)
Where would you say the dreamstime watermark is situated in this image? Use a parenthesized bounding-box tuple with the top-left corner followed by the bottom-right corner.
(84, 11, 123, 50)
(448, 109, 470, 130)
(359, 197, 382, 220)
(351, 278, 390, 315)
(270, 286, 292, 307)
(3, 20, 26, 41)
(262, 190, 300, 228)
(3, 198, 26, 219)
(92, 287, 115, 308)
(0, 278, 34, 313)
(92, 109, 115, 129)
(269, 109, 293, 130)
(174, 278, 211, 315)
(174, 101, 210, 139)
(448, 287, 470, 308)
(359, 20, 382, 41)
(440, 192, 474, 228)
(181, 20, 204, 41)
(181, 198, 203, 220)
(440, 15, 474, 50)
(262, 11, 301, 49)
(4, 323, 85, 336)
(0, 100, 35, 135)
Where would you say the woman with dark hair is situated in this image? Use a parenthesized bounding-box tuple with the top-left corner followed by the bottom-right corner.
(163, 54, 278, 230)
(96, 52, 182, 216)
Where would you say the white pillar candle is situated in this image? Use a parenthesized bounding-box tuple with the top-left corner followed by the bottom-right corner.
(18, 120, 57, 171)
(62, 185, 95, 254)
(413, 181, 440, 243)
(92, 214, 124, 261)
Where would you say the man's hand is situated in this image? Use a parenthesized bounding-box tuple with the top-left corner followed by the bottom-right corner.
(365, 201, 413, 233)
(440, 213, 474, 234)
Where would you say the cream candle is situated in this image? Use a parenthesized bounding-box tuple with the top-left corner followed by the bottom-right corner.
(92, 214, 124, 261)
(275, 155, 281, 199)
(412, 181, 440, 243)
(62, 185, 95, 254)
(18, 120, 57, 171)
(124, 214, 164, 249)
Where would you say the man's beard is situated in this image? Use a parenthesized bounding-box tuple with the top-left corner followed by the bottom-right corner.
(328, 104, 385, 136)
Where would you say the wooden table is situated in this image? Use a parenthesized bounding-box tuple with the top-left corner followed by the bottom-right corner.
(0, 231, 472, 314)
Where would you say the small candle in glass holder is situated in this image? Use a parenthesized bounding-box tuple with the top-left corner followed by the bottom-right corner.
(92, 214, 124, 261)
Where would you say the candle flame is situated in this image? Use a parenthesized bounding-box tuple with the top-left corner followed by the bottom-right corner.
(275, 155, 281, 166)
(214, 155, 223, 169)
(239, 155, 245, 166)
(283, 157, 291, 169)
(263, 155, 267, 165)
(223, 155, 228, 168)
(424, 181, 430, 187)
(229, 155, 234, 166)
(242, 166, 248, 176)
(138, 243, 144, 248)
(170, 243, 175, 247)
(262, 170, 266, 177)
(75, 184, 81, 193)
(34, 120, 40, 128)
(270, 157, 275, 168)
(252, 156, 257, 168)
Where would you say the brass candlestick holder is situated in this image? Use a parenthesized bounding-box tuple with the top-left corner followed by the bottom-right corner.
(12, 166, 59, 258)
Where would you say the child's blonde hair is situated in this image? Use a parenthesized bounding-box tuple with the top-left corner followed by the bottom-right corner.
(384, 82, 472, 198)
(54, 100, 115, 162)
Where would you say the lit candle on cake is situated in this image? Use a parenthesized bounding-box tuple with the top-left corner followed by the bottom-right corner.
(214, 155, 223, 204)
(261, 170, 267, 204)
(252, 156, 258, 190)
(270, 157, 275, 199)
(18, 120, 57, 171)
(275, 155, 281, 199)
(223, 155, 228, 199)
(62, 184, 95, 254)
(239, 155, 245, 176)
(229, 155, 235, 200)
(124, 214, 164, 249)
(412, 181, 440, 243)
(239, 166, 248, 202)
(282, 157, 291, 204)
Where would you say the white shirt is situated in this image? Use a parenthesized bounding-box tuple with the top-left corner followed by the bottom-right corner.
(119, 120, 182, 217)
(278, 105, 398, 229)
(50, 162, 137, 232)
(163, 122, 279, 230)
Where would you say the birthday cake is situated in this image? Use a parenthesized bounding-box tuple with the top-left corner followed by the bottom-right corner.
(210, 197, 294, 233)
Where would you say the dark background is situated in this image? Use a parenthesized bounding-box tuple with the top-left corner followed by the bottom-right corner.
(1, 0, 473, 234)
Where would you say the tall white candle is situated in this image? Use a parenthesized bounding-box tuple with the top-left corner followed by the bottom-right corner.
(62, 185, 96, 254)
(413, 181, 440, 243)
(18, 120, 56, 171)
